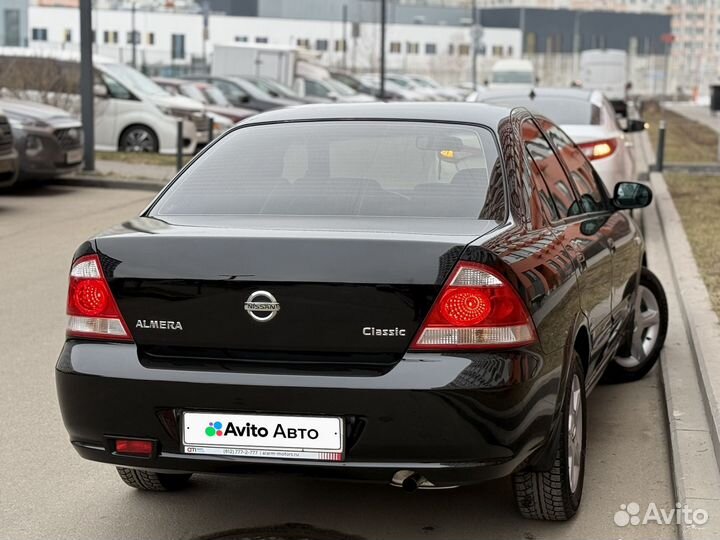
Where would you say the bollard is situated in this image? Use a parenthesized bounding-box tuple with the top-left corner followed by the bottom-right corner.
(176, 120, 183, 172)
(656, 120, 666, 172)
(207, 116, 213, 143)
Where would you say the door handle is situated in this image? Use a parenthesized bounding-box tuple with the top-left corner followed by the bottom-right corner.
(607, 238, 616, 252)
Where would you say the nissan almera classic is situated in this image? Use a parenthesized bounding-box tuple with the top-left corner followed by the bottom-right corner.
(56, 103, 668, 521)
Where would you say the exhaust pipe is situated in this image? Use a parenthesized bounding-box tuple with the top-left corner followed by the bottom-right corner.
(402, 473, 424, 492)
(391, 470, 439, 491)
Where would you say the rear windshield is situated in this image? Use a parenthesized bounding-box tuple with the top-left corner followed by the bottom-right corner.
(152, 120, 504, 220)
(482, 96, 600, 126)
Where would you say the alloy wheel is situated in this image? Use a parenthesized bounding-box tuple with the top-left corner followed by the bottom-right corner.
(615, 285, 662, 369)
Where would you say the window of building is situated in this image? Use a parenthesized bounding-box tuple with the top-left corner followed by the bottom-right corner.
(126, 30, 139, 45)
(425, 43, 437, 54)
(390, 41, 401, 53)
(526, 32, 536, 54)
(334, 39, 346, 52)
(448, 43, 455, 55)
(63, 29, 72, 43)
(255, 37, 268, 43)
(296, 38, 309, 48)
(315, 39, 328, 51)
(103, 31, 118, 44)
(458, 43, 470, 55)
(147, 32, 154, 45)
(3, 9, 21, 46)
(406, 42, 419, 54)
(492, 45, 504, 57)
(507, 45, 513, 56)
(31, 28, 48, 41)
(235, 36, 248, 43)
(171, 33, 185, 59)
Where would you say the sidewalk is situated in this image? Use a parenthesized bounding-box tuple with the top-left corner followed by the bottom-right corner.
(635, 127, 720, 539)
(664, 103, 720, 135)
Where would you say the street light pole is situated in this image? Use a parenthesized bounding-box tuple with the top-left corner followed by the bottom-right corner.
(79, 0, 94, 172)
(379, 0, 386, 100)
(471, 0, 477, 90)
(131, 1, 136, 69)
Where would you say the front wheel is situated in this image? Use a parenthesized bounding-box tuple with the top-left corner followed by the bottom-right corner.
(119, 125, 159, 153)
(512, 351, 586, 521)
(605, 268, 668, 383)
(116, 467, 192, 491)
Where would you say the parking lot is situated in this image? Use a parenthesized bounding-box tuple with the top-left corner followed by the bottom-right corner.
(0, 184, 677, 540)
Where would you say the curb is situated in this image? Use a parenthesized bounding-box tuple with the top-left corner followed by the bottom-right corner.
(51, 175, 166, 192)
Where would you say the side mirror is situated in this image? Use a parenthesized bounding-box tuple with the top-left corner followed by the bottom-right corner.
(93, 83, 108, 98)
(613, 182, 652, 210)
(624, 119, 647, 133)
(327, 91, 339, 101)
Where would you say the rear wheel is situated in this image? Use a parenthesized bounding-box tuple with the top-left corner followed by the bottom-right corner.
(116, 467, 192, 491)
(512, 351, 586, 521)
(605, 268, 668, 383)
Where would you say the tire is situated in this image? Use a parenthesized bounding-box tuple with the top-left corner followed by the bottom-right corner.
(116, 467, 192, 491)
(119, 125, 159, 153)
(512, 351, 586, 521)
(604, 268, 668, 383)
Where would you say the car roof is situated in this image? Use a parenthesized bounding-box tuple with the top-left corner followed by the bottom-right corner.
(153, 77, 186, 86)
(477, 87, 595, 101)
(242, 102, 511, 129)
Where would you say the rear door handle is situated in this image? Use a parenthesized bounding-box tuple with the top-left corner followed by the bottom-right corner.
(607, 238, 616, 252)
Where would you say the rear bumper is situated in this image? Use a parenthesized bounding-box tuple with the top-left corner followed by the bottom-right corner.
(56, 341, 563, 487)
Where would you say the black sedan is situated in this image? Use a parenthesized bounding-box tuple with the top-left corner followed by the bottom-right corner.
(56, 103, 667, 520)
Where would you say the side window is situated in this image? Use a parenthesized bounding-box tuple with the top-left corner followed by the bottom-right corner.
(99, 72, 132, 100)
(215, 80, 247, 104)
(304, 79, 330, 98)
(522, 120, 577, 220)
(542, 121, 607, 214)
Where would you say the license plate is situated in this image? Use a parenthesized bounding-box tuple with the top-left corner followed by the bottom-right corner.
(66, 148, 83, 164)
(182, 412, 344, 461)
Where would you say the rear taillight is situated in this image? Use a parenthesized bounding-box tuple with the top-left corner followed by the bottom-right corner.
(578, 138, 618, 160)
(410, 262, 537, 350)
(66, 254, 132, 341)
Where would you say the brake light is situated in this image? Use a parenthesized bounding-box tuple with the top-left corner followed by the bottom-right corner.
(410, 262, 537, 350)
(66, 255, 132, 341)
(578, 138, 618, 160)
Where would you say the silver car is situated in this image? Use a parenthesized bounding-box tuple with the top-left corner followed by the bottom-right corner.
(0, 99, 83, 181)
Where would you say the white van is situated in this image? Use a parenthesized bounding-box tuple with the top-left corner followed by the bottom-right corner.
(0, 48, 208, 154)
(579, 49, 628, 116)
(489, 59, 535, 90)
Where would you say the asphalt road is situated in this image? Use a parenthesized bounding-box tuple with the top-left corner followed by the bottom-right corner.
(0, 184, 677, 540)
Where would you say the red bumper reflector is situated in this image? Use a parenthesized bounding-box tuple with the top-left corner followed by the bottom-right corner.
(115, 439, 154, 457)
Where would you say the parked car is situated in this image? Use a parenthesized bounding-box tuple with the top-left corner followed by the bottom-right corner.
(238, 76, 313, 103)
(473, 88, 645, 190)
(294, 76, 376, 103)
(356, 75, 422, 101)
(184, 75, 304, 111)
(384, 74, 440, 100)
(405, 74, 465, 101)
(0, 107, 20, 188)
(0, 48, 206, 154)
(488, 59, 536, 90)
(56, 102, 667, 521)
(152, 77, 257, 126)
(0, 98, 83, 180)
(330, 71, 381, 98)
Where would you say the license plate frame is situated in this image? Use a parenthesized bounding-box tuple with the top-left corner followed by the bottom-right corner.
(182, 411, 344, 461)
(65, 148, 83, 164)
